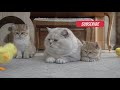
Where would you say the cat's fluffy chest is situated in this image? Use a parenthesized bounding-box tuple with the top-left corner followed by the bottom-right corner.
(14, 38, 30, 51)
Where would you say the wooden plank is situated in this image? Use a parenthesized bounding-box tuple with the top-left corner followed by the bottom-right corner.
(85, 27, 95, 42)
(86, 28, 91, 41)
(40, 30, 48, 49)
(91, 27, 95, 42)
(33, 20, 77, 28)
(72, 30, 86, 41)
(36, 28, 40, 50)
(95, 17, 105, 49)
(30, 12, 105, 19)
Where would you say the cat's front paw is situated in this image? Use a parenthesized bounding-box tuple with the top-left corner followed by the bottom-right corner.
(15, 55, 22, 59)
(15, 51, 22, 59)
(81, 57, 96, 62)
(89, 59, 96, 62)
(23, 50, 30, 59)
(46, 57, 56, 63)
(29, 54, 35, 58)
(23, 54, 29, 59)
(23, 53, 29, 59)
(81, 57, 90, 62)
(56, 58, 68, 64)
(29, 51, 36, 58)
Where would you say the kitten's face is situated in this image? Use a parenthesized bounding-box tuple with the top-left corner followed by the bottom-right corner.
(12, 24, 29, 39)
(81, 41, 101, 58)
(45, 28, 74, 54)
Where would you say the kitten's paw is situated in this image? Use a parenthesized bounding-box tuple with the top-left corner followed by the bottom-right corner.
(23, 56, 29, 59)
(15, 51, 22, 59)
(46, 57, 56, 63)
(29, 54, 35, 58)
(56, 58, 68, 64)
(15, 55, 22, 59)
(23, 54, 30, 59)
(23, 51, 30, 59)
(81, 57, 90, 62)
(89, 59, 96, 62)
(81, 57, 96, 62)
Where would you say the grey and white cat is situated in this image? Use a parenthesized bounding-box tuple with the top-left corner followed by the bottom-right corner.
(81, 41, 101, 62)
(44, 27, 83, 64)
(11, 24, 36, 59)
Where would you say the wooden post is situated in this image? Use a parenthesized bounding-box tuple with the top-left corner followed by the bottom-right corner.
(104, 12, 114, 51)
(95, 17, 105, 49)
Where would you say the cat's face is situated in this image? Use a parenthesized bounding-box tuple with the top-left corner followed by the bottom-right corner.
(81, 41, 101, 58)
(45, 27, 75, 54)
(11, 24, 29, 39)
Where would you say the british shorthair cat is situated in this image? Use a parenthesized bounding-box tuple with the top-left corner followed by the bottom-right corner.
(44, 27, 83, 64)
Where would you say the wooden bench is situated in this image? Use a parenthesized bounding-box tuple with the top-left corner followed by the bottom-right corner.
(30, 12, 114, 51)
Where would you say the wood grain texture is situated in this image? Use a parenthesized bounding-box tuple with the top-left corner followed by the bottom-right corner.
(94, 17, 105, 49)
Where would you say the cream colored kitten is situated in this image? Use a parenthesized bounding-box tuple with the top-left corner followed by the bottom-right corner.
(44, 27, 83, 64)
(81, 41, 101, 62)
(12, 24, 36, 59)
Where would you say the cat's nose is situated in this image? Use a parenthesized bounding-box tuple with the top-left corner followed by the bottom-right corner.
(49, 42, 52, 45)
(19, 35, 21, 38)
(87, 52, 89, 55)
(49, 40, 53, 45)
(49, 40, 53, 43)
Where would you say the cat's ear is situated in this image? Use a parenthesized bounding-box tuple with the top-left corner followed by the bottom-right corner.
(8, 27, 12, 32)
(81, 40, 86, 44)
(95, 42, 99, 49)
(11, 24, 17, 31)
(24, 24, 28, 30)
(46, 27, 52, 32)
(61, 30, 69, 38)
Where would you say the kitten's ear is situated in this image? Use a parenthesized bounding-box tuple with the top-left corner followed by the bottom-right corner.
(81, 40, 86, 44)
(24, 24, 28, 29)
(95, 42, 99, 49)
(11, 24, 17, 31)
(61, 30, 69, 38)
(8, 27, 12, 32)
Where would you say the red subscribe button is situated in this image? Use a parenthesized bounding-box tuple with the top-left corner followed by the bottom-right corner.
(76, 21, 104, 27)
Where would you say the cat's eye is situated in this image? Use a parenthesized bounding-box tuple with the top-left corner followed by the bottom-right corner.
(48, 39, 50, 41)
(21, 32, 24, 34)
(84, 50, 87, 53)
(54, 39, 58, 42)
(16, 32, 19, 34)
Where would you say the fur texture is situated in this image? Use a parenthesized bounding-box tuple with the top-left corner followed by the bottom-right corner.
(81, 41, 101, 62)
(12, 24, 36, 59)
(44, 27, 83, 64)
